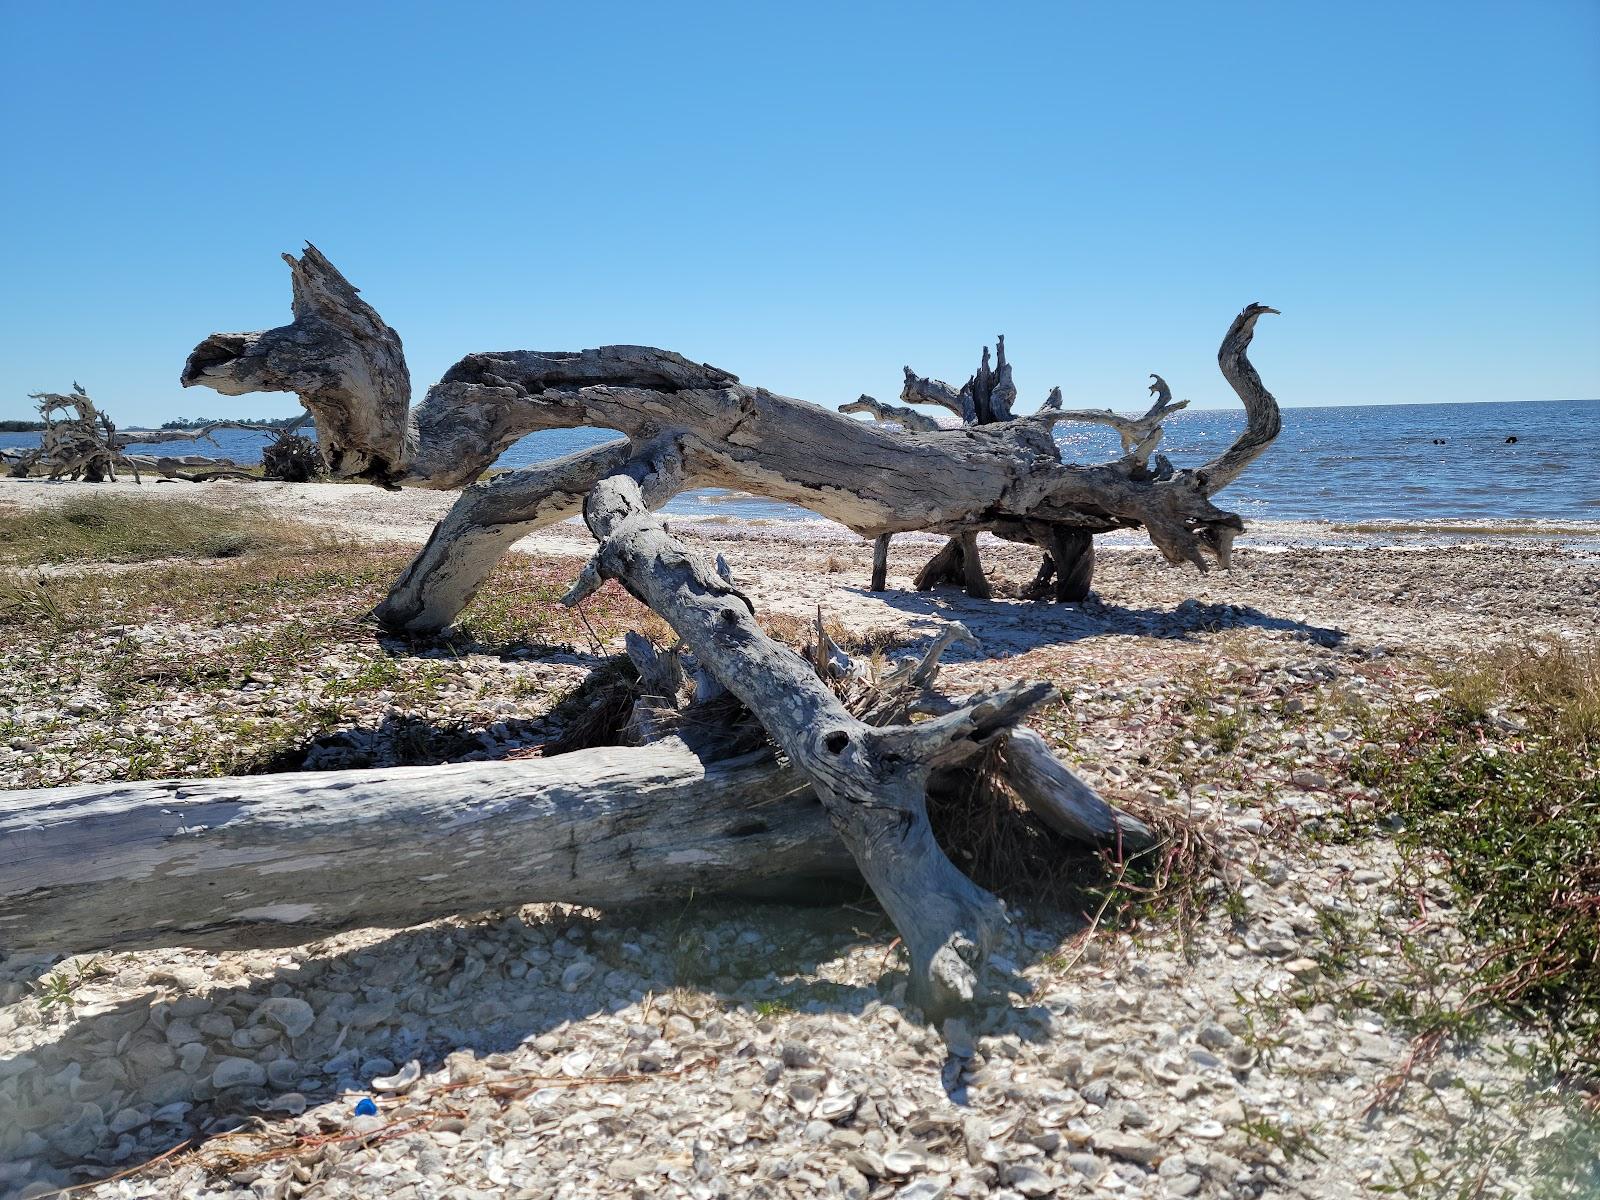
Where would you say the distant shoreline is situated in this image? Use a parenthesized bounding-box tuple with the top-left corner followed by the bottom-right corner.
(4, 477, 1600, 555)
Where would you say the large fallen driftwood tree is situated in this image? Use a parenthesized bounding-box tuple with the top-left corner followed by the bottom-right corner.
(0, 247, 1279, 1018)
(181, 247, 1281, 629)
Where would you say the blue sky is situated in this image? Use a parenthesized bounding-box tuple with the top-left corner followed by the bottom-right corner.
(2, 1, 1596, 425)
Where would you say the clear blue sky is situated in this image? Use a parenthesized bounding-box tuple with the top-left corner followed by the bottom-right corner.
(2, 1, 1596, 426)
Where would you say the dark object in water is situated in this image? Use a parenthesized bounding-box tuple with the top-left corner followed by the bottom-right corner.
(1432, 438, 1447, 445)
(1505, 435, 1518, 444)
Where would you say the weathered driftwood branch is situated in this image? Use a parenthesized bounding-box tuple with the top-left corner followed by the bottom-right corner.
(184, 249, 1282, 630)
(11, 385, 145, 483)
(840, 394, 945, 433)
(375, 441, 643, 632)
(1037, 373, 1188, 467)
(182, 245, 412, 485)
(563, 462, 1064, 1014)
(0, 744, 856, 960)
(129, 455, 257, 483)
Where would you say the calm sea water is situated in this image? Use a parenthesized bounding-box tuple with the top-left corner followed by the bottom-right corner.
(5, 398, 1596, 525)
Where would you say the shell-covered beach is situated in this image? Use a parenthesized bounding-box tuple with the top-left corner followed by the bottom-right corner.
(1, 481, 1595, 1199)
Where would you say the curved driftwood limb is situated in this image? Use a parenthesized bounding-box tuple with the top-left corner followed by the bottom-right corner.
(1036, 373, 1190, 467)
(840, 394, 944, 433)
(899, 366, 967, 419)
(1200, 303, 1282, 492)
(375, 441, 647, 633)
(569, 469, 1061, 1016)
(992, 729, 1151, 849)
(0, 744, 856, 960)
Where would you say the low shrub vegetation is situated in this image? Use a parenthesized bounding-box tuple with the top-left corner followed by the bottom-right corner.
(1356, 636, 1600, 1075)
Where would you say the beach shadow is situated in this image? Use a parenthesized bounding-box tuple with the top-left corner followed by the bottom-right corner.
(374, 626, 615, 671)
(0, 898, 1062, 1188)
(848, 586, 1347, 658)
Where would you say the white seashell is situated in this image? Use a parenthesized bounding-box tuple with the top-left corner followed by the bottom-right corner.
(882, 1146, 929, 1175)
(527, 1087, 563, 1108)
(786, 1082, 819, 1113)
(814, 1092, 859, 1122)
(370, 1059, 421, 1093)
(561, 1049, 594, 1077)
(1036, 1099, 1085, 1127)
(987, 1112, 1021, 1140)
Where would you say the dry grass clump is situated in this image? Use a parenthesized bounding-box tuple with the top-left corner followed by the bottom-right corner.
(1442, 635, 1599, 750)
(0, 576, 71, 628)
(539, 657, 642, 755)
(0, 494, 338, 565)
(927, 753, 1226, 929)
(757, 611, 917, 659)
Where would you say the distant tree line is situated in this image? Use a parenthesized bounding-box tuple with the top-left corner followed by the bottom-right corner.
(157, 416, 302, 430)
(1, 414, 304, 433)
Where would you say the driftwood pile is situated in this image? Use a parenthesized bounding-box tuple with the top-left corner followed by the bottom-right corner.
(0, 247, 1283, 1018)
(3, 387, 324, 484)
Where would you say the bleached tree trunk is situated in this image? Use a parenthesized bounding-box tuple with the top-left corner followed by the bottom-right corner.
(0, 643, 1144, 1013)
(0, 743, 855, 960)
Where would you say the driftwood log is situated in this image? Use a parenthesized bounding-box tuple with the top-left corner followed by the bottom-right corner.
(0, 743, 856, 959)
(183, 247, 1282, 632)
